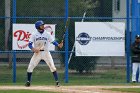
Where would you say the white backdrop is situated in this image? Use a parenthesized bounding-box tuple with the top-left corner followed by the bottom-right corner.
(13, 24, 56, 50)
(75, 22, 125, 56)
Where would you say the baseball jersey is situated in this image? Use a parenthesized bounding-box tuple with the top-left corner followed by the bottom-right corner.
(29, 30, 54, 51)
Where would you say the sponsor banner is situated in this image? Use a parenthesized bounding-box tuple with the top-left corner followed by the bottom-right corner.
(12, 24, 56, 50)
(75, 22, 125, 56)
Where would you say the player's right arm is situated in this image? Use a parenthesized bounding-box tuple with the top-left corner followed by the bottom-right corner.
(28, 33, 40, 53)
(28, 42, 40, 53)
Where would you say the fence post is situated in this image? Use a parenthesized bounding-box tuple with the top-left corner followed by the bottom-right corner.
(12, 0, 16, 23)
(64, 0, 69, 83)
(126, 0, 130, 83)
(12, 51, 16, 83)
(12, 0, 17, 83)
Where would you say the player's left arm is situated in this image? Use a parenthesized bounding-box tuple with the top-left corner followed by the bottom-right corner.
(48, 33, 63, 48)
(52, 40, 63, 48)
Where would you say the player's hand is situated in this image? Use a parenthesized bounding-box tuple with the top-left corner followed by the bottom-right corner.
(58, 40, 63, 48)
(32, 48, 40, 53)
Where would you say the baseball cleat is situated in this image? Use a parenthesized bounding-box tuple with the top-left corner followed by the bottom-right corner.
(25, 81, 30, 87)
(132, 81, 136, 83)
(56, 81, 60, 87)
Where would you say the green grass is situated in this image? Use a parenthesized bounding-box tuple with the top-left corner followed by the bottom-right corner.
(0, 65, 140, 93)
(107, 88, 140, 93)
(0, 65, 128, 86)
(0, 90, 60, 93)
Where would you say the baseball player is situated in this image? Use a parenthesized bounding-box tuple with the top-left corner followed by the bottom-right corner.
(131, 35, 140, 83)
(25, 20, 63, 87)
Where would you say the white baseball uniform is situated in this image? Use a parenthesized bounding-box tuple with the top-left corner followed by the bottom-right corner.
(27, 30, 56, 72)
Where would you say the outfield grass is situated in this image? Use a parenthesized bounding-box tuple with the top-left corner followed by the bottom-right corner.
(1, 65, 140, 93)
(0, 65, 130, 86)
(0, 90, 60, 93)
(107, 88, 140, 93)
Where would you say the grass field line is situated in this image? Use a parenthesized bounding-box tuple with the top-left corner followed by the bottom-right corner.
(0, 85, 140, 93)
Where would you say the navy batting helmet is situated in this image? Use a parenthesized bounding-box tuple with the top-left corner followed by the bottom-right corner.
(35, 20, 44, 29)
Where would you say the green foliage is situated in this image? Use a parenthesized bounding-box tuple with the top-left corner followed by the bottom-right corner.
(0, 27, 5, 50)
(0, 0, 113, 50)
(0, 0, 4, 16)
(69, 56, 97, 73)
(99, 0, 112, 17)
(16, 0, 64, 16)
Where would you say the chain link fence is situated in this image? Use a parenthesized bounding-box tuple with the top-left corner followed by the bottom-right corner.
(0, 0, 130, 85)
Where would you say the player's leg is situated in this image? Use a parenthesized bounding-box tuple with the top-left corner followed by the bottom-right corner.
(132, 63, 138, 82)
(25, 53, 41, 87)
(138, 63, 140, 82)
(43, 51, 60, 87)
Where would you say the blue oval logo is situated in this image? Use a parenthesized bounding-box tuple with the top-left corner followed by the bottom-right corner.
(76, 32, 91, 45)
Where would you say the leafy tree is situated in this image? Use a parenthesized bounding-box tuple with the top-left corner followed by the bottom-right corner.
(67, 0, 112, 73)
(69, 56, 97, 73)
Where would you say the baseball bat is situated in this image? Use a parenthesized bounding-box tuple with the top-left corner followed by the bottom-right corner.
(62, 17, 70, 42)
(68, 11, 86, 64)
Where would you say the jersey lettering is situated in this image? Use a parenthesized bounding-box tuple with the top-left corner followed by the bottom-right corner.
(36, 37, 48, 41)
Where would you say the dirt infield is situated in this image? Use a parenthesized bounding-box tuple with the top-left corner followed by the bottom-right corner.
(0, 85, 140, 93)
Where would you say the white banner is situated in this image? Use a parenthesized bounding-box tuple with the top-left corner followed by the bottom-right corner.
(12, 24, 56, 50)
(75, 22, 125, 56)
